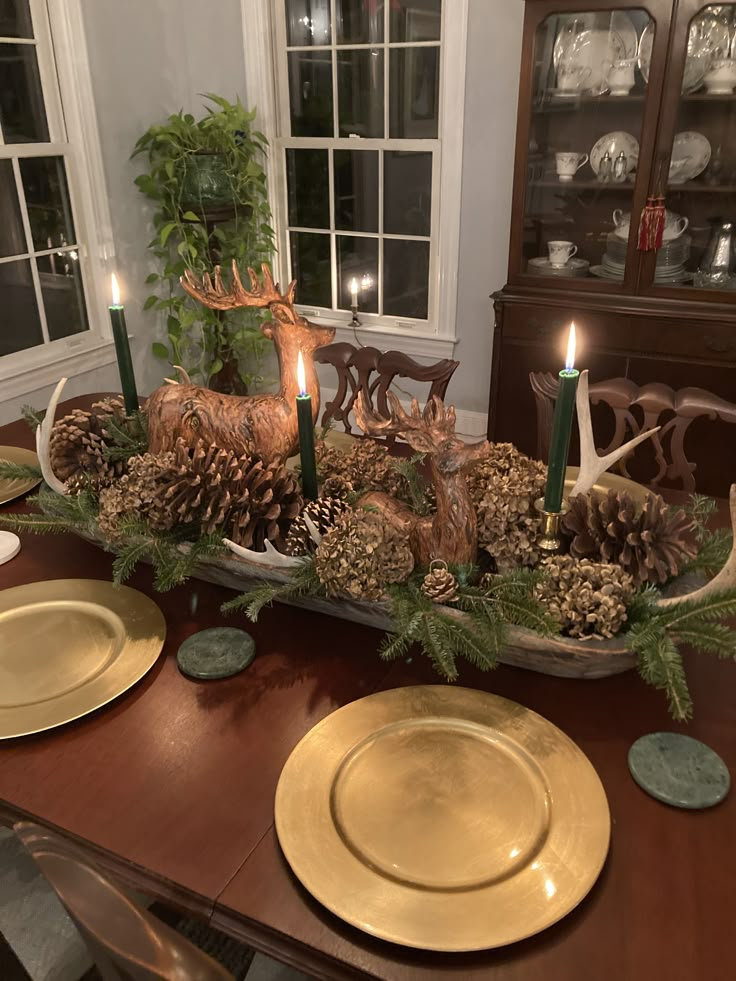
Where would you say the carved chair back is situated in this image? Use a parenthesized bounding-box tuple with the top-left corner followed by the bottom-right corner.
(530, 372, 736, 493)
(14, 822, 233, 981)
(315, 342, 459, 444)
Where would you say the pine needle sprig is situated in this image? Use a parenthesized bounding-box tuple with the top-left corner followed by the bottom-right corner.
(0, 461, 42, 482)
(389, 453, 432, 515)
(221, 559, 323, 621)
(21, 404, 44, 431)
(100, 410, 149, 465)
(630, 628, 693, 721)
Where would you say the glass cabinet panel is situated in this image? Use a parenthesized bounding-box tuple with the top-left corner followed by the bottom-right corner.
(520, 9, 654, 285)
(653, 4, 736, 292)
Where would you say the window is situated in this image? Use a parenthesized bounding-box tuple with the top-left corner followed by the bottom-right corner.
(258, 0, 466, 351)
(0, 0, 113, 394)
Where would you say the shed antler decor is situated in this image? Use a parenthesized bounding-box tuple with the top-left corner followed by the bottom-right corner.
(354, 392, 489, 566)
(145, 262, 335, 464)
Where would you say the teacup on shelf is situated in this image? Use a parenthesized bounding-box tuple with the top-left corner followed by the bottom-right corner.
(704, 58, 736, 95)
(548, 241, 578, 267)
(607, 59, 636, 96)
(613, 208, 689, 241)
(555, 152, 589, 182)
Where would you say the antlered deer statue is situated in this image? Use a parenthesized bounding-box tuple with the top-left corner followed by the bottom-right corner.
(355, 392, 490, 566)
(145, 262, 335, 463)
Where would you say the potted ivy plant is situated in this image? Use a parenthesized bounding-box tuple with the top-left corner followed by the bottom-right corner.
(133, 94, 275, 394)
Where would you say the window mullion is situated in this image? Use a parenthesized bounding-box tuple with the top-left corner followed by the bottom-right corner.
(330, 0, 338, 138)
(12, 157, 50, 344)
(328, 148, 338, 310)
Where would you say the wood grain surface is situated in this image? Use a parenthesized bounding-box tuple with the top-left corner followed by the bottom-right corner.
(1, 397, 735, 980)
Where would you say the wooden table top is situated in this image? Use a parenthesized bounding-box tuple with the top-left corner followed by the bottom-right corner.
(1, 396, 734, 981)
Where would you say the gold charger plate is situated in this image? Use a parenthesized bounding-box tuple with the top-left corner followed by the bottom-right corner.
(276, 686, 610, 951)
(0, 446, 41, 506)
(0, 579, 166, 739)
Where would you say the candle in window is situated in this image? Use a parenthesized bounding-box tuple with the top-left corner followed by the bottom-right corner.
(296, 351, 318, 501)
(543, 323, 580, 513)
(109, 274, 139, 415)
(349, 277, 360, 326)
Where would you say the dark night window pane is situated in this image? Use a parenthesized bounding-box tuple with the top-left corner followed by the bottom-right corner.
(37, 252, 89, 340)
(335, 150, 378, 233)
(0, 259, 43, 355)
(0, 159, 26, 258)
(0, 43, 49, 142)
(337, 0, 384, 43)
(20, 156, 77, 251)
(288, 51, 334, 137)
(390, 0, 441, 41)
(290, 231, 331, 307)
(338, 49, 384, 138)
(384, 151, 432, 236)
(337, 235, 378, 312)
(286, 149, 329, 228)
(0, 0, 33, 38)
(389, 47, 439, 139)
(284, 0, 331, 46)
(383, 239, 429, 319)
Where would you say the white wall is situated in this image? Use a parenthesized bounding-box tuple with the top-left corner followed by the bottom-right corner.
(450, 0, 524, 419)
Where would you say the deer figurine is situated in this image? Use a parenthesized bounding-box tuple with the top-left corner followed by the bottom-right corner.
(145, 262, 335, 463)
(355, 392, 489, 567)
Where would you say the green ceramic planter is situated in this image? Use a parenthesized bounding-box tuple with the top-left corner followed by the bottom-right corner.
(181, 152, 234, 210)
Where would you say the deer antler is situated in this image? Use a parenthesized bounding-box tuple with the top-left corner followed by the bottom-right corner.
(181, 261, 297, 313)
(570, 370, 661, 497)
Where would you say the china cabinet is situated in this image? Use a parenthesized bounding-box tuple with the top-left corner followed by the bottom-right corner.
(489, 0, 736, 494)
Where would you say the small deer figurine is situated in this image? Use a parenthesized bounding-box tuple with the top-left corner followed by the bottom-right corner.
(145, 262, 335, 463)
(355, 392, 489, 566)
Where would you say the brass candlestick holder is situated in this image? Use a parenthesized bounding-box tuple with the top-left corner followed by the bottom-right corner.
(535, 498, 568, 554)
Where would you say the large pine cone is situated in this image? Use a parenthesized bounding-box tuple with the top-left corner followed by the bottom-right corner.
(535, 555, 636, 639)
(99, 440, 302, 551)
(49, 398, 127, 488)
(159, 440, 302, 550)
(314, 510, 415, 601)
(561, 490, 696, 586)
(284, 496, 353, 556)
(467, 442, 547, 572)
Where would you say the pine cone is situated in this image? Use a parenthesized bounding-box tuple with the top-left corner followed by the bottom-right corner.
(317, 439, 410, 502)
(49, 397, 127, 489)
(98, 440, 302, 551)
(314, 510, 415, 601)
(467, 443, 547, 572)
(562, 490, 696, 586)
(535, 555, 636, 639)
(284, 496, 353, 556)
(421, 562, 458, 604)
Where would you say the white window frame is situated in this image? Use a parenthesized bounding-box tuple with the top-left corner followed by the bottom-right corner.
(0, 0, 117, 402)
(241, 0, 468, 359)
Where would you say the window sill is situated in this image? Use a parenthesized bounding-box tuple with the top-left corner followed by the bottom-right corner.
(304, 315, 458, 360)
(0, 337, 118, 403)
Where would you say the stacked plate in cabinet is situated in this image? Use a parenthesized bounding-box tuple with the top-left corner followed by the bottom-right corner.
(592, 233, 692, 285)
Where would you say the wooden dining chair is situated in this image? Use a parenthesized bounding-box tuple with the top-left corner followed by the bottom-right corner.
(529, 371, 736, 493)
(315, 342, 459, 444)
(14, 822, 233, 981)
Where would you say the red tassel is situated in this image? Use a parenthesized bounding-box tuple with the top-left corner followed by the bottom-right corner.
(638, 196, 666, 251)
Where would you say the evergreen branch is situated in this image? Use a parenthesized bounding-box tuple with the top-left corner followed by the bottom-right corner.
(390, 453, 432, 515)
(654, 591, 736, 632)
(672, 623, 736, 660)
(0, 461, 42, 481)
(631, 629, 692, 722)
(221, 560, 321, 621)
(682, 528, 732, 577)
(21, 404, 44, 431)
(112, 539, 155, 584)
(685, 493, 718, 542)
(0, 513, 77, 535)
(100, 410, 149, 464)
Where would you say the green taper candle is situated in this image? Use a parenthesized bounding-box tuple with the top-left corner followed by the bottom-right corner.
(109, 274, 139, 415)
(543, 323, 580, 513)
(296, 352, 318, 500)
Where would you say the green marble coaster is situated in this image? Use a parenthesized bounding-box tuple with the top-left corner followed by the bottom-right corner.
(177, 627, 255, 680)
(628, 732, 730, 810)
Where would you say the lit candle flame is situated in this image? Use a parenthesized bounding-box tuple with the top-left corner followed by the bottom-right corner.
(350, 277, 359, 298)
(111, 273, 121, 306)
(565, 322, 576, 371)
(297, 351, 307, 396)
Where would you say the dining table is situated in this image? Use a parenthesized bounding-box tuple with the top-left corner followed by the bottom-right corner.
(0, 394, 734, 981)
